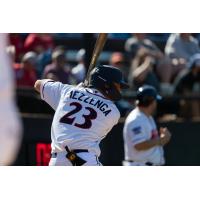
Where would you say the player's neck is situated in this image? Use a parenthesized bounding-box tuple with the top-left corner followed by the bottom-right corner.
(93, 87, 112, 101)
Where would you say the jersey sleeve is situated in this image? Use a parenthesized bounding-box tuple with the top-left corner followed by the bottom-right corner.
(112, 105, 121, 126)
(40, 80, 71, 110)
(126, 122, 148, 146)
(103, 105, 120, 135)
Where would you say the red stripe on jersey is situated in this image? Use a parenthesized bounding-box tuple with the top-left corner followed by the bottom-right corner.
(151, 129, 158, 139)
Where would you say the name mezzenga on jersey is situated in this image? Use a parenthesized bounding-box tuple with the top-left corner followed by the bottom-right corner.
(68, 90, 112, 116)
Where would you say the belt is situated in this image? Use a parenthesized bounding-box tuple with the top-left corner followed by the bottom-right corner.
(125, 160, 154, 166)
(51, 149, 88, 158)
(51, 146, 89, 166)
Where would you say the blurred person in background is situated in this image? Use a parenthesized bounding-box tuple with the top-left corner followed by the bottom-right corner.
(125, 33, 163, 59)
(174, 53, 200, 120)
(14, 52, 38, 87)
(165, 33, 200, 83)
(109, 52, 133, 117)
(125, 33, 174, 95)
(0, 33, 22, 165)
(109, 52, 124, 68)
(24, 33, 54, 54)
(165, 33, 200, 64)
(24, 33, 55, 78)
(128, 47, 160, 92)
(43, 48, 75, 84)
(36, 49, 52, 78)
(109, 52, 128, 80)
(9, 33, 25, 62)
(72, 49, 86, 83)
(123, 85, 171, 166)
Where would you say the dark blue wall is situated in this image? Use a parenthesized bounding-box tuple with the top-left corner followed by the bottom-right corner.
(14, 116, 200, 166)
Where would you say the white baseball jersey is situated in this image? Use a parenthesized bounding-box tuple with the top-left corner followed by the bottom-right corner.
(40, 80, 120, 158)
(0, 33, 22, 165)
(123, 107, 165, 165)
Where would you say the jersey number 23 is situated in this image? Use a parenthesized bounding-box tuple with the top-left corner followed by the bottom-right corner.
(60, 102, 97, 129)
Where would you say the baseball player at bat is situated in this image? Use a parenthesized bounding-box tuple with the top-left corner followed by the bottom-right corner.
(35, 34, 129, 166)
(123, 85, 171, 166)
(35, 65, 129, 166)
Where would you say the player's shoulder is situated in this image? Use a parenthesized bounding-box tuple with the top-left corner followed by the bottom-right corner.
(62, 83, 75, 90)
(59, 83, 75, 94)
(92, 88, 121, 118)
(42, 80, 71, 91)
(110, 102, 121, 118)
(125, 107, 145, 124)
(85, 87, 121, 119)
(123, 108, 143, 134)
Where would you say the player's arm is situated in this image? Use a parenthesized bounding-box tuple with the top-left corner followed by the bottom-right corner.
(132, 56, 154, 82)
(134, 127, 171, 151)
(134, 138, 161, 151)
(34, 79, 54, 93)
(34, 79, 67, 110)
(128, 125, 160, 151)
(34, 79, 42, 93)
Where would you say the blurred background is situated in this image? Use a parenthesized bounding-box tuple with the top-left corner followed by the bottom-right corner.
(7, 33, 200, 166)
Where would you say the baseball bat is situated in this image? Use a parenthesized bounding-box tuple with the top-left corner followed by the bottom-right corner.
(84, 33, 108, 86)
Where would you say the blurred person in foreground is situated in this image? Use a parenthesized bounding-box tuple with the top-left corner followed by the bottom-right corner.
(125, 33, 174, 95)
(43, 48, 75, 84)
(72, 49, 86, 84)
(123, 85, 171, 166)
(14, 52, 38, 87)
(174, 53, 200, 120)
(0, 33, 22, 165)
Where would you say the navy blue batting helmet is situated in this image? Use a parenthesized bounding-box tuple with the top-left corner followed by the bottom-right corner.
(89, 65, 129, 101)
(136, 85, 162, 106)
